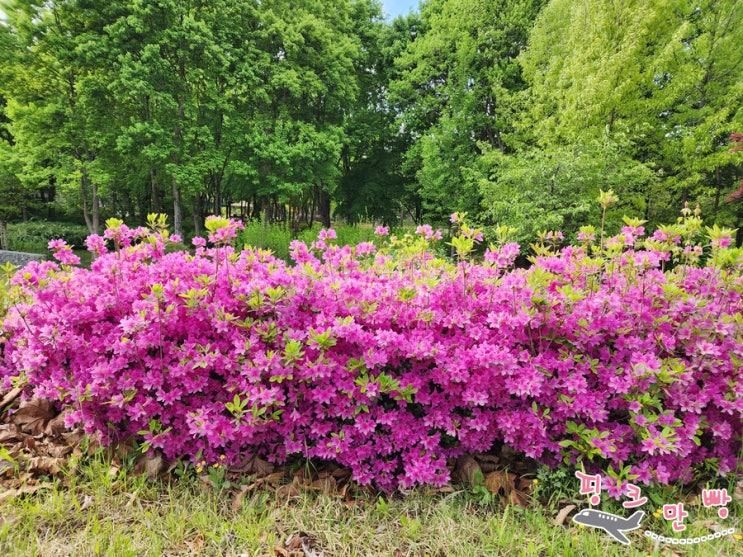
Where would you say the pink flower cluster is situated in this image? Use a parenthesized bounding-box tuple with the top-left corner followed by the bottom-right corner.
(1, 219, 741, 491)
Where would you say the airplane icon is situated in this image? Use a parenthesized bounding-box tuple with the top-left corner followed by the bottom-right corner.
(572, 508, 645, 545)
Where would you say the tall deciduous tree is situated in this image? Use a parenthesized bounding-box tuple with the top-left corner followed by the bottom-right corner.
(337, 5, 421, 224)
(2, 0, 119, 234)
(516, 0, 743, 233)
(390, 0, 545, 222)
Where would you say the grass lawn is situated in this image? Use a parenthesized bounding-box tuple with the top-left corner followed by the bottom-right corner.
(0, 457, 739, 556)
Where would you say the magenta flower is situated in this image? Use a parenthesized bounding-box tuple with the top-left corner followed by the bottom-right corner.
(484, 242, 520, 269)
(415, 224, 443, 241)
(48, 239, 80, 265)
(85, 235, 108, 257)
(318, 228, 337, 242)
(577, 230, 596, 243)
(0, 216, 739, 491)
(712, 236, 732, 249)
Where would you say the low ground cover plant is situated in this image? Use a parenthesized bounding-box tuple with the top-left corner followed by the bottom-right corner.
(239, 221, 411, 261)
(6, 221, 90, 253)
(0, 201, 741, 492)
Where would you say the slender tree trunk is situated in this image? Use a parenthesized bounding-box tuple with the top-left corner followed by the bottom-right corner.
(262, 197, 271, 225)
(251, 195, 261, 220)
(308, 192, 316, 227)
(124, 191, 135, 223)
(81, 171, 94, 234)
(0, 220, 8, 250)
(172, 64, 186, 237)
(193, 195, 203, 235)
(91, 181, 100, 234)
(192, 210, 200, 235)
(172, 180, 183, 237)
(712, 168, 722, 218)
(316, 185, 331, 228)
(150, 167, 160, 213)
(644, 191, 652, 221)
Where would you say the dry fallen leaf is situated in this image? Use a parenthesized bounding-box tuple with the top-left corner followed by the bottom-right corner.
(454, 455, 482, 487)
(0, 482, 51, 502)
(329, 466, 351, 480)
(44, 413, 68, 437)
(45, 444, 73, 459)
(517, 477, 536, 496)
(434, 484, 456, 494)
(134, 452, 164, 479)
(231, 483, 256, 513)
(554, 504, 576, 526)
(484, 471, 516, 498)
(0, 388, 22, 411)
(61, 429, 84, 448)
(27, 456, 64, 476)
(230, 455, 274, 477)
(276, 532, 324, 557)
(309, 476, 337, 496)
(10, 399, 55, 435)
(292, 466, 313, 484)
(698, 519, 726, 533)
(275, 477, 301, 500)
(508, 489, 529, 507)
(264, 471, 286, 485)
(80, 494, 94, 510)
(0, 425, 21, 444)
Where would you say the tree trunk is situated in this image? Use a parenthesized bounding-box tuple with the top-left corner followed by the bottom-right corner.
(81, 171, 94, 234)
(124, 191, 136, 223)
(192, 195, 203, 235)
(251, 195, 261, 220)
(712, 168, 722, 218)
(317, 185, 331, 228)
(308, 192, 316, 227)
(172, 66, 186, 237)
(262, 197, 271, 225)
(0, 220, 8, 250)
(150, 167, 160, 213)
(91, 181, 100, 234)
(172, 180, 183, 237)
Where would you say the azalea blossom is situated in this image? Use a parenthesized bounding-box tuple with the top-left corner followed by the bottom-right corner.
(0, 217, 739, 491)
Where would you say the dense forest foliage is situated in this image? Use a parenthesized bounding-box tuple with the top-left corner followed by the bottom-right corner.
(0, 0, 741, 245)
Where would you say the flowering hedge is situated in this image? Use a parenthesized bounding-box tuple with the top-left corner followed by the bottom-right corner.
(1, 209, 741, 492)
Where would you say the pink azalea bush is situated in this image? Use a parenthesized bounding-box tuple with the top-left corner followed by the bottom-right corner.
(0, 209, 741, 492)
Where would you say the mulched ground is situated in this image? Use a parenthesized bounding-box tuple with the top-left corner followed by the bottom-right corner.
(0, 388, 537, 507)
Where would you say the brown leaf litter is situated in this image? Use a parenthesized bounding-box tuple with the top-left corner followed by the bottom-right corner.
(1, 388, 538, 512)
(1, 393, 86, 496)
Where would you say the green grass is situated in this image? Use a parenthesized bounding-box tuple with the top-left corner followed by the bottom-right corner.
(0, 457, 739, 556)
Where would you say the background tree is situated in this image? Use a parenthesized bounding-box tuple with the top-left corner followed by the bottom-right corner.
(336, 5, 421, 225)
(390, 0, 545, 222)
(0, 0, 740, 247)
(1, 0, 118, 234)
(512, 0, 743, 236)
